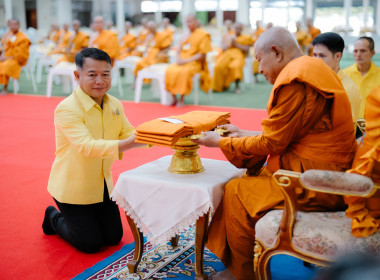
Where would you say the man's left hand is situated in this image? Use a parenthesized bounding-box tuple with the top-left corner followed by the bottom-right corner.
(191, 131, 222, 147)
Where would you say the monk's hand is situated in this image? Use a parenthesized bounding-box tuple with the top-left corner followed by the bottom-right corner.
(217, 124, 241, 137)
(176, 57, 187, 65)
(191, 131, 221, 147)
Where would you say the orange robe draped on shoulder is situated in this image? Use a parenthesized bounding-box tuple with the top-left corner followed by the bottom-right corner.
(133, 31, 173, 76)
(345, 87, 380, 237)
(165, 28, 212, 96)
(0, 31, 31, 85)
(58, 31, 89, 63)
(212, 35, 253, 92)
(90, 30, 120, 66)
(206, 56, 357, 280)
(118, 33, 137, 60)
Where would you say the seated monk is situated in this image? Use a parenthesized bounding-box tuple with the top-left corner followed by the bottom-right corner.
(192, 27, 357, 280)
(89, 16, 120, 66)
(161, 17, 175, 40)
(345, 86, 380, 238)
(47, 24, 62, 46)
(133, 21, 173, 77)
(49, 23, 72, 55)
(0, 19, 31, 95)
(131, 18, 150, 57)
(117, 21, 137, 60)
(0, 20, 12, 55)
(165, 14, 212, 107)
(212, 22, 253, 94)
(58, 20, 89, 64)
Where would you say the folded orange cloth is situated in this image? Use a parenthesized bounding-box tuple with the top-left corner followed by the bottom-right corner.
(135, 111, 230, 146)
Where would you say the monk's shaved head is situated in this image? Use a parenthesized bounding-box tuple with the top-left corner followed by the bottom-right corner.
(254, 27, 302, 84)
(255, 27, 300, 55)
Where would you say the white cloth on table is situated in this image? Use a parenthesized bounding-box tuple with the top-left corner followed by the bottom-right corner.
(111, 155, 245, 245)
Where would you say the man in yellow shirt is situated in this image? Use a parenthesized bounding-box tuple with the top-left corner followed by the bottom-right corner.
(344, 36, 380, 119)
(42, 48, 145, 253)
(312, 32, 361, 123)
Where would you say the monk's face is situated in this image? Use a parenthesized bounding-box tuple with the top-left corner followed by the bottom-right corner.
(73, 22, 80, 32)
(353, 39, 374, 66)
(313, 44, 341, 73)
(9, 20, 19, 33)
(255, 48, 283, 84)
(186, 16, 197, 32)
(92, 17, 104, 32)
(74, 58, 112, 105)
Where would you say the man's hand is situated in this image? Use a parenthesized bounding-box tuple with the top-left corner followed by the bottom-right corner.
(191, 131, 221, 147)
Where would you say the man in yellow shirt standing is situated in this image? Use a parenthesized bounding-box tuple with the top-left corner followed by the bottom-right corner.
(312, 32, 361, 124)
(42, 48, 145, 253)
(344, 36, 380, 119)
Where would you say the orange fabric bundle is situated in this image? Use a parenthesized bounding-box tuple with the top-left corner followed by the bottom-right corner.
(135, 111, 230, 146)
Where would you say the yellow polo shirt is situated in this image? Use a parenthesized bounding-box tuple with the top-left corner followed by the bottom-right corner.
(343, 62, 380, 118)
(337, 69, 361, 122)
(48, 87, 135, 204)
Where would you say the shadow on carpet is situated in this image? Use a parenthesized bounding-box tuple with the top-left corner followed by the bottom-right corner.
(73, 225, 317, 280)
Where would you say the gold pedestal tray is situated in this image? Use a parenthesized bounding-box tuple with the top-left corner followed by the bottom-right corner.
(168, 137, 205, 174)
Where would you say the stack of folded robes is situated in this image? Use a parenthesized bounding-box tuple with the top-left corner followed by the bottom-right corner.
(135, 111, 231, 146)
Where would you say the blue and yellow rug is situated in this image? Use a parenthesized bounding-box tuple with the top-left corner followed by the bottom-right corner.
(73, 225, 317, 280)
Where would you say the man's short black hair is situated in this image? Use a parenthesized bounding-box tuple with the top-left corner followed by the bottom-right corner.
(312, 32, 345, 55)
(75, 48, 112, 68)
(357, 36, 375, 52)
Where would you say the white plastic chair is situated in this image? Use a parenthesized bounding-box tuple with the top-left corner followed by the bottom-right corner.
(46, 62, 77, 98)
(113, 56, 142, 97)
(134, 63, 171, 106)
(36, 54, 62, 83)
(10, 57, 38, 94)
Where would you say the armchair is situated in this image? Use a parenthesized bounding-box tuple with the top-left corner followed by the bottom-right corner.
(254, 169, 380, 280)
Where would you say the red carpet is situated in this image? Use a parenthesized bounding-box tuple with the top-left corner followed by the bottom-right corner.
(0, 94, 267, 280)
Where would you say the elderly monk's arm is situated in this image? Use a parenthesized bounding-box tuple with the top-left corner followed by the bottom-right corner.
(176, 52, 205, 66)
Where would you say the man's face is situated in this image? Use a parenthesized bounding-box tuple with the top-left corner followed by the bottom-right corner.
(74, 58, 112, 104)
(313, 44, 340, 72)
(255, 48, 281, 84)
(353, 39, 374, 65)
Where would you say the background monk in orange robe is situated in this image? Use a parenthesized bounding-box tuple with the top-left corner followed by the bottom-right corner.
(0, 19, 31, 95)
(165, 14, 212, 107)
(212, 22, 253, 94)
(89, 16, 120, 66)
(58, 20, 89, 63)
(345, 86, 380, 238)
(193, 27, 357, 280)
(49, 23, 72, 55)
(118, 21, 137, 60)
(133, 21, 173, 76)
(131, 18, 150, 57)
(306, 18, 321, 56)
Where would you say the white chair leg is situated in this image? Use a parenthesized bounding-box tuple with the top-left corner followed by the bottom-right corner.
(13, 79, 19, 94)
(134, 74, 144, 103)
(37, 60, 43, 83)
(158, 75, 169, 105)
(193, 74, 200, 105)
(29, 68, 38, 92)
(46, 70, 55, 98)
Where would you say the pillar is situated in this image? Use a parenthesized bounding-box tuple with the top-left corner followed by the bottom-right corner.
(37, 0, 52, 33)
(56, 0, 72, 26)
(181, 0, 195, 29)
(305, 0, 313, 21)
(116, 0, 125, 34)
(261, 0, 266, 23)
(376, 0, 380, 35)
(363, 0, 369, 28)
(216, 0, 223, 29)
(155, 0, 163, 25)
(344, 0, 352, 31)
(237, 0, 250, 26)
(4, 0, 12, 22)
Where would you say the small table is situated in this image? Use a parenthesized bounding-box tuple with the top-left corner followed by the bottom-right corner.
(111, 155, 245, 279)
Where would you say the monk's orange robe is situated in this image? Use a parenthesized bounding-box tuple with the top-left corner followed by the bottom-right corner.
(133, 31, 173, 76)
(165, 28, 212, 96)
(212, 35, 253, 92)
(206, 56, 357, 280)
(90, 30, 120, 66)
(58, 31, 89, 63)
(0, 31, 31, 85)
(1, 31, 11, 54)
(345, 87, 380, 237)
(131, 28, 149, 57)
(295, 30, 309, 54)
(51, 30, 63, 45)
(118, 33, 137, 60)
(307, 26, 321, 56)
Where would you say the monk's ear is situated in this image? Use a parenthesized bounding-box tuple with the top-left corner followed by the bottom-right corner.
(271, 46, 283, 62)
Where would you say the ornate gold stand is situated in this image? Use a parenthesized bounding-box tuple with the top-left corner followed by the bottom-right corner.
(168, 137, 205, 174)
